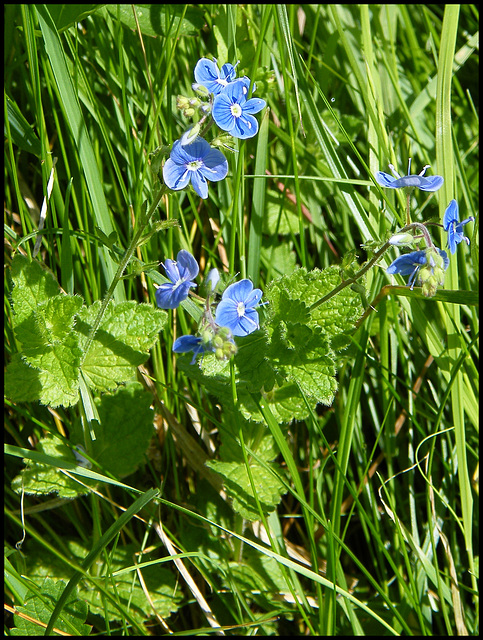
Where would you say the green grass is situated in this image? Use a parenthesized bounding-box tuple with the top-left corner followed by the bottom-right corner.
(4, 4, 478, 636)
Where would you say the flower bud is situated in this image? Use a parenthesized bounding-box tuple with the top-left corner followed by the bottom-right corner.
(201, 328, 214, 345)
(180, 124, 201, 146)
(205, 268, 220, 293)
(389, 232, 415, 247)
(418, 247, 448, 297)
(176, 95, 190, 110)
(192, 83, 210, 98)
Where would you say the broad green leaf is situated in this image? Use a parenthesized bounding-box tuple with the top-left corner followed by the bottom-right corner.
(15, 295, 84, 354)
(45, 4, 101, 31)
(70, 382, 155, 478)
(4, 353, 44, 404)
(31, 333, 83, 407)
(103, 4, 205, 37)
(10, 254, 61, 326)
(5, 337, 82, 409)
(11, 436, 90, 498)
(76, 301, 167, 392)
(205, 459, 286, 521)
(11, 577, 90, 636)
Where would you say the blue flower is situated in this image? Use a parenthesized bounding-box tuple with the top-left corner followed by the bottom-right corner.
(215, 279, 263, 336)
(193, 57, 237, 96)
(443, 199, 474, 254)
(172, 335, 210, 364)
(376, 159, 443, 192)
(163, 137, 228, 199)
(212, 80, 266, 139)
(155, 250, 199, 309)
(387, 247, 449, 295)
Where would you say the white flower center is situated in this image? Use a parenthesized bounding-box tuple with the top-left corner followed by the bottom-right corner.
(187, 160, 202, 171)
(236, 301, 246, 317)
(230, 104, 242, 118)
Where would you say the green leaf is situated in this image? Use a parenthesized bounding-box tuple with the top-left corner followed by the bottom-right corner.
(4, 354, 44, 404)
(76, 301, 167, 392)
(205, 460, 286, 521)
(30, 333, 83, 407)
(9, 254, 61, 326)
(103, 4, 205, 37)
(71, 382, 155, 478)
(79, 543, 183, 624)
(11, 436, 90, 498)
(11, 577, 90, 636)
(35, 5, 124, 301)
(15, 295, 84, 354)
(5, 93, 41, 156)
(45, 4, 101, 31)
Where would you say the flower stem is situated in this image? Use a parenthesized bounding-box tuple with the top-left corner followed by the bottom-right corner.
(81, 185, 167, 360)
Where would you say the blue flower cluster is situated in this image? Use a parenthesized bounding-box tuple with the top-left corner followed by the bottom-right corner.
(162, 58, 266, 200)
(155, 250, 263, 364)
(377, 160, 474, 296)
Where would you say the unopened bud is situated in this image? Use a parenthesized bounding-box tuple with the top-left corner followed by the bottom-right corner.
(180, 124, 200, 146)
(176, 95, 190, 110)
(192, 83, 210, 98)
(389, 232, 414, 247)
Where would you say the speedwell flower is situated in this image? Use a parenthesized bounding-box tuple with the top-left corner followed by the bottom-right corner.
(155, 250, 199, 309)
(376, 158, 444, 192)
(212, 80, 266, 139)
(387, 247, 449, 297)
(163, 137, 228, 199)
(443, 199, 474, 255)
(215, 278, 263, 336)
(193, 57, 237, 96)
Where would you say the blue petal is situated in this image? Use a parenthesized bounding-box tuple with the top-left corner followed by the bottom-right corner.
(163, 158, 190, 191)
(222, 80, 246, 103)
(443, 199, 458, 230)
(212, 94, 237, 130)
(230, 113, 259, 139)
(155, 283, 176, 308)
(220, 62, 237, 82)
(170, 137, 211, 164)
(236, 308, 259, 336)
(215, 299, 239, 332)
(245, 287, 263, 308)
(170, 281, 195, 307)
(194, 58, 228, 95)
(242, 97, 266, 115)
(176, 250, 199, 281)
(164, 258, 181, 283)
(375, 172, 398, 188)
(376, 171, 443, 191)
(221, 279, 254, 303)
(446, 224, 458, 254)
(189, 171, 209, 199)
(386, 251, 427, 275)
(417, 175, 444, 192)
(173, 335, 203, 353)
(173, 335, 207, 364)
(198, 148, 229, 182)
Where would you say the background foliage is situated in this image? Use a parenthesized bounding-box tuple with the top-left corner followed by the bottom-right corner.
(5, 4, 478, 636)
